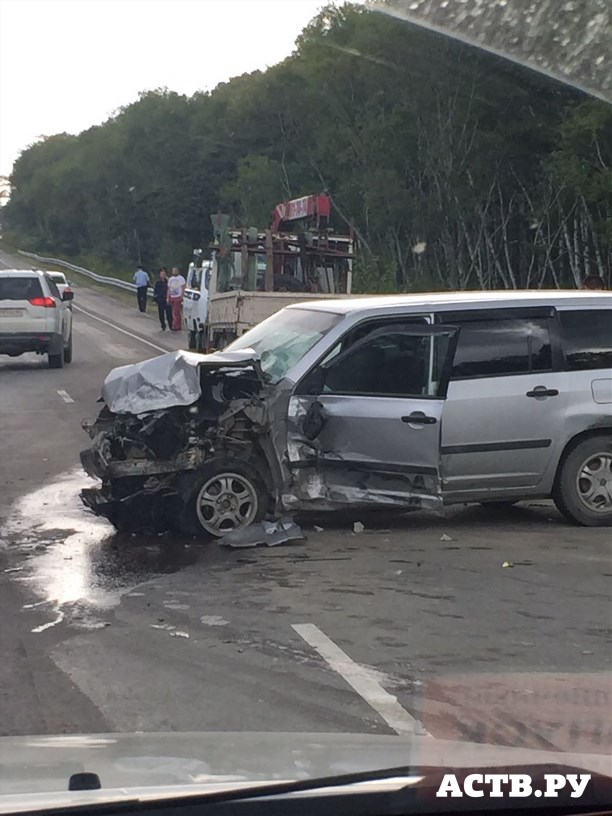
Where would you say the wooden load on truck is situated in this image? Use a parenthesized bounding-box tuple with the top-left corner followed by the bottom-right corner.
(205, 193, 354, 349)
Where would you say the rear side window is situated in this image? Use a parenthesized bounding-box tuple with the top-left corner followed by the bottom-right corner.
(46, 277, 61, 298)
(0, 277, 43, 301)
(559, 310, 612, 371)
(451, 319, 552, 379)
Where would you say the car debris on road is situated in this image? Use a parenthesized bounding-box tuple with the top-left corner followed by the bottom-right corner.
(220, 517, 304, 548)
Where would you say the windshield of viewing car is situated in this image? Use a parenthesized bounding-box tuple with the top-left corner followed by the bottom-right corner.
(225, 307, 343, 382)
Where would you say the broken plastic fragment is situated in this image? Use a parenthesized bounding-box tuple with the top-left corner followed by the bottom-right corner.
(502, 560, 514, 568)
(170, 630, 190, 638)
(220, 518, 304, 548)
(440, 533, 453, 542)
(200, 615, 229, 626)
(151, 623, 176, 631)
(353, 521, 365, 534)
(313, 525, 324, 533)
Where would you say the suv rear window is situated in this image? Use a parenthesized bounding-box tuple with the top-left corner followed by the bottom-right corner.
(559, 310, 612, 371)
(451, 318, 552, 379)
(0, 277, 43, 301)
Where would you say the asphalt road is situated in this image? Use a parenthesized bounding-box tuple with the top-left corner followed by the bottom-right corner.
(1, 247, 610, 757)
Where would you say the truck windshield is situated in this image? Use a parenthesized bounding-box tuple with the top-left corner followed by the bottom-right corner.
(225, 307, 343, 382)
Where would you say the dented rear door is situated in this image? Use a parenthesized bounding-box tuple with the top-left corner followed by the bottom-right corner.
(286, 324, 458, 511)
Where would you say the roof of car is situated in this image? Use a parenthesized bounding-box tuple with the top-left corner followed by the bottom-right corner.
(0, 268, 48, 278)
(287, 290, 611, 314)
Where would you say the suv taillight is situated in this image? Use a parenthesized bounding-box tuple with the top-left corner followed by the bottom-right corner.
(29, 296, 56, 308)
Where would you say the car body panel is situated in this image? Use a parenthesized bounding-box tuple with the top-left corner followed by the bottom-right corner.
(0, 730, 609, 811)
(441, 372, 566, 493)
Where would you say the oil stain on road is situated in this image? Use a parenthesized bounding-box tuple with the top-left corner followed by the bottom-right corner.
(2, 469, 202, 631)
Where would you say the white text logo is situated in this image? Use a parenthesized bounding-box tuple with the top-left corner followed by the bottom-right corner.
(436, 773, 591, 799)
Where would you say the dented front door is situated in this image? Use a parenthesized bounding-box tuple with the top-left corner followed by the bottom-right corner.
(286, 324, 458, 511)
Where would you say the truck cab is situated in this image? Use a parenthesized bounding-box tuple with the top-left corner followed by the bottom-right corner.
(183, 251, 212, 350)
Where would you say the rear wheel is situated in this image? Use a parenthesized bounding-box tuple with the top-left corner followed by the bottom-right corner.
(48, 350, 64, 369)
(63, 334, 73, 364)
(178, 459, 268, 538)
(553, 435, 612, 526)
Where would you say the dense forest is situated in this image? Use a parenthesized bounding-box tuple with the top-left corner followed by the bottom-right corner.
(3, 2, 611, 291)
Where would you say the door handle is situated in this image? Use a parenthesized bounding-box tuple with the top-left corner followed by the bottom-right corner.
(526, 387, 559, 399)
(401, 412, 437, 425)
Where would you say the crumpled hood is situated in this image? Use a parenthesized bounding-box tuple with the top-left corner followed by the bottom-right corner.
(0, 731, 609, 804)
(102, 348, 260, 414)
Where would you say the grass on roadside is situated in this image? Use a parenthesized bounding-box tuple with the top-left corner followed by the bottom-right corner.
(58, 266, 136, 308)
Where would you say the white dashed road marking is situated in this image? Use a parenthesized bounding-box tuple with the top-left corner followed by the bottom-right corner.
(56, 389, 75, 404)
(292, 622, 430, 737)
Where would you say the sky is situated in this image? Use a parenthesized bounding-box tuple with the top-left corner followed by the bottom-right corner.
(0, 0, 331, 179)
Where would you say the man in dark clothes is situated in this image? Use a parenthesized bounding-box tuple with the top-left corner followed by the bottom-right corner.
(153, 267, 173, 330)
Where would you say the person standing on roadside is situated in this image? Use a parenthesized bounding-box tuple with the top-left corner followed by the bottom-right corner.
(153, 267, 173, 330)
(133, 264, 150, 312)
(167, 266, 186, 331)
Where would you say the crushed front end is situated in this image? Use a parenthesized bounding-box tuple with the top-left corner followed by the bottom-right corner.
(80, 350, 274, 532)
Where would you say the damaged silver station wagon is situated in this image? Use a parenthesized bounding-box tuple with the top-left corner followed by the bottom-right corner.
(80, 291, 612, 535)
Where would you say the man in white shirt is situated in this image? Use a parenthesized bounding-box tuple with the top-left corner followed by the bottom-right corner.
(133, 265, 150, 312)
(166, 266, 186, 331)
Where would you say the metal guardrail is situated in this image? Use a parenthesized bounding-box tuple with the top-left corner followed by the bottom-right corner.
(18, 250, 154, 295)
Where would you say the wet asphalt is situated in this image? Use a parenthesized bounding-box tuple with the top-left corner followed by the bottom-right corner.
(0, 247, 610, 755)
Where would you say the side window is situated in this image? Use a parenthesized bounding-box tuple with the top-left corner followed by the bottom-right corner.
(451, 318, 552, 379)
(299, 317, 431, 395)
(45, 276, 61, 299)
(559, 310, 612, 371)
(319, 329, 451, 398)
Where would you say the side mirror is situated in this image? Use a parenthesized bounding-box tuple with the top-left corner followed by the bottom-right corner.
(62, 290, 74, 301)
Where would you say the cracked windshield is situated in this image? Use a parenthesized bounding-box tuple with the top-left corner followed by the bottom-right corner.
(0, 0, 611, 812)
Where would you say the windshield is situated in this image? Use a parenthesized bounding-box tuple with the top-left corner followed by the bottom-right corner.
(225, 307, 343, 382)
(0, 0, 610, 807)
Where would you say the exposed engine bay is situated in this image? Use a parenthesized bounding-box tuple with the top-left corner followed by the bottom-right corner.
(80, 350, 276, 533)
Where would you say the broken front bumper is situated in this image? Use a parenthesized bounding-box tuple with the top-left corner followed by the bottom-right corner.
(80, 486, 116, 519)
(80, 446, 208, 481)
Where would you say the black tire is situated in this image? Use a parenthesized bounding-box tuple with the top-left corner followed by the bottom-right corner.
(177, 458, 268, 538)
(188, 330, 197, 350)
(48, 351, 64, 369)
(553, 435, 612, 527)
(63, 334, 73, 364)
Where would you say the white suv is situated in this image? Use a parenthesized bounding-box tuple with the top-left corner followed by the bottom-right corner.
(0, 269, 74, 368)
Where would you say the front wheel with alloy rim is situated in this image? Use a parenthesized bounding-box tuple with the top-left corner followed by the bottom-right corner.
(179, 460, 268, 537)
(553, 435, 612, 527)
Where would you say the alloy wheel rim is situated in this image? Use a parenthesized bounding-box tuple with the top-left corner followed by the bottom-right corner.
(196, 472, 258, 535)
(576, 452, 612, 513)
